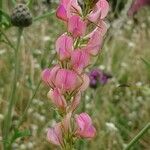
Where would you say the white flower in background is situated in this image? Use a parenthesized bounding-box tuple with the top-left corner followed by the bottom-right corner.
(106, 122, 118, 132)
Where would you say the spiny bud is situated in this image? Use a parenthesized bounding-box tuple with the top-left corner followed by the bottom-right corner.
(11, 4, 32, 27)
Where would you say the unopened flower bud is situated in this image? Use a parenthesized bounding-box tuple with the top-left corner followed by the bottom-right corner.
(11, 4, 32, 27)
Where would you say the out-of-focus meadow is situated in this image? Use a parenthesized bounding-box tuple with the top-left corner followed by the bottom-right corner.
(0, 0, 150, 149)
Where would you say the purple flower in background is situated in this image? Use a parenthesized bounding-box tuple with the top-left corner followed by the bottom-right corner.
(89, 69, 112, 89)
(128, 0, 150, 16)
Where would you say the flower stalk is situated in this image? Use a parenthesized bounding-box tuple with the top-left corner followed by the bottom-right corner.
(3, 27, 23, 150)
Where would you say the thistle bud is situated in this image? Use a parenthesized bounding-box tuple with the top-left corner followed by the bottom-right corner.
(11, 4, 32, 27)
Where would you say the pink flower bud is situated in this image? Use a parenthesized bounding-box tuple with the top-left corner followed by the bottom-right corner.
(68, 15, 87, 38)
(75, 113, 96, 138)
(56, 33, 73, 60)
(71, 49, 90, 73)
(87, 0, 109, 23)
(41, 65, 60, 88)
(47, 88, 67, 110)
(55, 69, 82, 93)
(47, 123, 63, 146)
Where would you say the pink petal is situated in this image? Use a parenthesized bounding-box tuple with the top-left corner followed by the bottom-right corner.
(70, 0, 82, 15)
(84, 21, 107, 56)
(49, 65, 60, 88)
(41, 68, 51, 86)
(56, 4, 68, 21)
(47, 123, 63, 146)
(75, 113, 96, 138)
(87, 0, 109, 22)
(68, 15, 87, 38)
(55, 69, 82, 93)
(71, 49, 90, 73)
(98, 0, 109, 19)
(47, 88, 67, 110)
(79, 125, 96, 138)
(56, 34, 73, 60)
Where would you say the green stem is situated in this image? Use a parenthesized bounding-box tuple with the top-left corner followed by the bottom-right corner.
(3, 27, 23, 150)
(125, 122, 150, 150)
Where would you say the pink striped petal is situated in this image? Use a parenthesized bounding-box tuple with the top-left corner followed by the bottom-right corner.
(56, 4, 68, 21)
(55, 69, 82, 93)
(71, 49, 90, 73)
(75, 113, 96, 138)
(47, 123, 63, 146)
(47, 88, 67, 110)
(56, 33, 73, 60)
(87, 0, 109, 22)
(68, 15, 87, 38)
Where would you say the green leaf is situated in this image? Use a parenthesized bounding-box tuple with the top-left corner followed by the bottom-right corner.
(0, 9, 11, 29)
(11, 129, 31, 143)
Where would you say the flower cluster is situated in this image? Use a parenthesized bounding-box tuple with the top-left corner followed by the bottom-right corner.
(41, 0, 109, 148)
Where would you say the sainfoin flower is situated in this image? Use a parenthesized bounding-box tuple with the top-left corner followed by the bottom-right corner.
(68, 15, 87, 38)
(47, 88, 67, 110)
(75, 113, 96, 138)
(87, 0, 109, 22)
(47, 123, 63, 146)
(42, 0, 109, 148)
(56, 33, 73, 60)
(56, 0, 82, 21)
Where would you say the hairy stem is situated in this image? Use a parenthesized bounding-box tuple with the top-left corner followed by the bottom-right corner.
(3, 27, 23, 150)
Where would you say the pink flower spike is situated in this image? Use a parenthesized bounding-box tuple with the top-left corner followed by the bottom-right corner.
(71, 49, 90, 73)
(68, 16, 87, 38)
(87, 0, 109, 22)
(47, 88, 67, 110)
(56, 33, 73, 60)
(55, 69, 82, 93)
(75, 113, 96, 138)
(47, 123, 63, 146)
